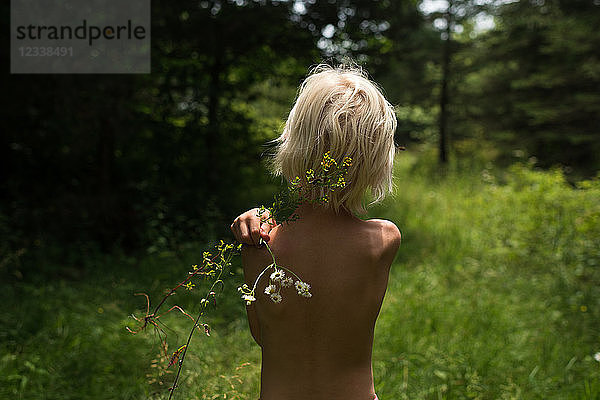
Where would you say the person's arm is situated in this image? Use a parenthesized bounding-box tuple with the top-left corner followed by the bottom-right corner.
(230, 208, 273, 246)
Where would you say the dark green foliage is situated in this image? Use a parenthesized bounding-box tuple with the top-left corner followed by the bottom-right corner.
(1, 0, 317, 262)
(452, 0, 600, 172)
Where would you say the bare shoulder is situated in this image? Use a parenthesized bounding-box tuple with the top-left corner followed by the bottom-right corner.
(364, 218, 401, 263)
(367, 218, 401, 242)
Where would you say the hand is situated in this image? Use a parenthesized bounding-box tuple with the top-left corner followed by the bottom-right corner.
(230, 208, 273, 246)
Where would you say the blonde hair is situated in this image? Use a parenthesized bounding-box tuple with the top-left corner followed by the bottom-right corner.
(272, 64, 397, 214)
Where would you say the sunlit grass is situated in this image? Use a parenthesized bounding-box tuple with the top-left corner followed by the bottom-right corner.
(372, 151, 600, 399)
(0, 253, 261, 400)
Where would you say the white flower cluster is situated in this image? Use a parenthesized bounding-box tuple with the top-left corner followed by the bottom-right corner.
(269, 270, 294, 288)
(270, 270, 284, 282)
(238, 267, 312, 305)
(264, 284, 282, 303)
(237, 284, 256, 305)
(294, 280, 312, 298)
(264, 269, 311, 303)
(281, 277, 293, 287)
(241, 294, 256, 304)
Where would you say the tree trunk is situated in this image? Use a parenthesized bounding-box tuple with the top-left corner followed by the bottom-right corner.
(439, 2, 452, 164)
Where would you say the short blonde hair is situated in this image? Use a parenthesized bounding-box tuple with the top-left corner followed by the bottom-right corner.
(271, 64, 397, 214)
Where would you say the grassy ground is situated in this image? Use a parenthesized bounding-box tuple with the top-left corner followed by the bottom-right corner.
(372, 152, 600, 399)
(1, 151, 599, 399)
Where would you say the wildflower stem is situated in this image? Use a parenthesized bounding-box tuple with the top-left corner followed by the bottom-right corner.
(251, 263, 275, 293)
(262, 240, 304, 281)
(167, 305, 204, 400)
(151, 266, 207, 317)
(274, 264, 303, 283)
(168, 263, 225, 398)
(261, 240, 303, 282)
(131, 153, 351, 398)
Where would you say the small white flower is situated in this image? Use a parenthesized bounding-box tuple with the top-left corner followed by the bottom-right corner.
(295, 281, 312, 297)
(281, 277, 293, 288)
(270, 293, 283, 303)
(270, 269, 285, 282)
(295, 281, 310, 292)
(594, 352, 600, 362)
(264, 284, 277, 295)
(241, 294, 256, 305)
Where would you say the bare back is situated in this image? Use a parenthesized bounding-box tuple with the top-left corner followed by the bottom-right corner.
(242, 205, 401, 400)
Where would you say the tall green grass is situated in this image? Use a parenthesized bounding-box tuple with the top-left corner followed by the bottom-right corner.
(1, 151, 598, 399)
(0, 252, 261, 400)
(372, 152, 600, 399)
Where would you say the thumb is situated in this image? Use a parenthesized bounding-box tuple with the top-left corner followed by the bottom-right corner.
(260, 222, 272, 242)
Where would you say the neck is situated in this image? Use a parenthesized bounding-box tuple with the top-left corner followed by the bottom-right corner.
(294, 202, 353, 220)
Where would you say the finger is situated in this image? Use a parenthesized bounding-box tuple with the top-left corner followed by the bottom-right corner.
(261, 208, 271, 221)
(259, 222, 272, 242)
(247, 216, 263, 246)
(260, 230, 270, 243)
(251, 228, 262, 246)
(240, 220, 257, 246)
(230, 219, 243, 243)
(232, 217, 253, 245)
